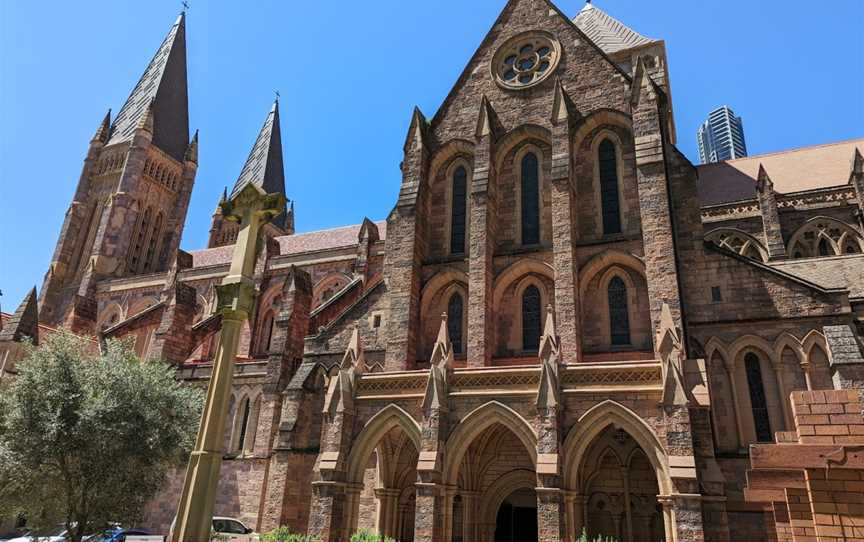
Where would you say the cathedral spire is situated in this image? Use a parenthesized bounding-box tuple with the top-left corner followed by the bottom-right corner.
(91, 109, 111, 144)
(230, 99, 288, 228)
(106, 12, 189, 161)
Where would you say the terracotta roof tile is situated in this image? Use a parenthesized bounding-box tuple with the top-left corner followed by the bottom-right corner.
(698, 138, 864, 206)
(188, 220, 386, 268)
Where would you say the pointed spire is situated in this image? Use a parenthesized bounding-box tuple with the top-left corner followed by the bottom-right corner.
(538, 305, 560, 364)
(851, 147, 863, 177)
(92, 109, 112, 144)
(550, 78, 576, 125)
(429, 313, 454, 369)
(403, 106, 428, 153)
(475, 95, 500, 139)
(107, 12, 189, 160)
(756, 164, 773, 193)
(340, 326, 365, 373)
(630, 55, 658, 107)
(0, 287, 39, 345)
(536, 306, 560, 409)
(230, 99, 288, 228)
(184, 129, 198, 163)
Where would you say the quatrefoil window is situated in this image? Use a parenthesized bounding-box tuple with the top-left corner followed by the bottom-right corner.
(493, 32, 561, 89)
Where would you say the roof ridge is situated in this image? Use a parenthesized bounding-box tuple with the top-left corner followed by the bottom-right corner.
(704, 137, 864, 166)
(275, 219, 386, 240)
(572, 1, 654, 54)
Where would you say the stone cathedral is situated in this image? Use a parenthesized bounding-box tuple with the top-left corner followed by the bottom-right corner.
(2, 1, 863, 541)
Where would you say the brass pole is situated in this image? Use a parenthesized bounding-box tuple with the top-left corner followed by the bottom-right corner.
(171, 185, 285, 542)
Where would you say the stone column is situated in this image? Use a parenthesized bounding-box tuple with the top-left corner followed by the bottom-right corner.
(384, 107, 429, 371)
(375, 488, 400, 539)
(755, 166, 786, 261)
(467, 96, 497, 367)
(666, 494, 705, 542)
(566, 494, 586, 541)
(414, 482, 445, 542)
(621, 468, 633, 542)
(631, 58, 684, 340)
(549, 80, 581, 363)
(771, 360, 793, 430)
(309, 481, 347, 542)
(461, 490, 480, 542)
(536, 487, 565, 542)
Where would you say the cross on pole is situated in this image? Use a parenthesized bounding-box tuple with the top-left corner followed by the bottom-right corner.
(182, 1, 189, 12)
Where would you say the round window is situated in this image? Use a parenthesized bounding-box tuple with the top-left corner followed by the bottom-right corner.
(492, 31, 561, 90)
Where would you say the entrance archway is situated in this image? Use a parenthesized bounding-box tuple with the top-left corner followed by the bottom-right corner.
(344, 406, 421, 541)
(494, 488, 538, 542)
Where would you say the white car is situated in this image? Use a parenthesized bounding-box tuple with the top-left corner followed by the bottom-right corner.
(7, 525, 67, 542)
(211, 518, 257, 542)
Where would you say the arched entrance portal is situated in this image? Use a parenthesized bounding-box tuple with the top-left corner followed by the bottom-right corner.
(345, 406, 421, 541)
(580, 426, 665, 542)
(494, 488, 538, 542)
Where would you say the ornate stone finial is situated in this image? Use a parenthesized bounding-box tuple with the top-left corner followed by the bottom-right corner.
(340, 325, 365, 372)
(403, 106, 428, 153)
(851, 147, 863, 176)
(475, 95, 499, 139)
(184, 129, 199, 163)
(756, 164, 773, 193)
(429, 313, 453, 369)
(137, 98, 155, 134)
(538, 304, 560, 363)
(550, 78, 574, 125)
(92, 109, 112, 144)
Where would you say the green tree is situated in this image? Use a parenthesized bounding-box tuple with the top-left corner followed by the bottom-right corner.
(261, 526, 319, 542)
(0, 332, 203, 542)
(349, 530, 396, 542)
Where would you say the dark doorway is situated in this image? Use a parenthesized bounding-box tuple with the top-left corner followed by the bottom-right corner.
(494, 488, 538, 542)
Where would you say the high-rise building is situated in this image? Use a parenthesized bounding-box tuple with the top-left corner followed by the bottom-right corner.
(697, 105, 748, 163)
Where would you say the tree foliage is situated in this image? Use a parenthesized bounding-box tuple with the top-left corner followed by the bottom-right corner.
(261, 526, 319, 542)
(349, 530, 396, 542)
(0, 332, 203, 542)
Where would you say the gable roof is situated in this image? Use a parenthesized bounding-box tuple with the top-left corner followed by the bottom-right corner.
(106, 13, 189, 161)
(698, 138, 864, 206)
(230, 99, 288, 227)
(189, 220, 388, 269)
(573, 2, 655, 55)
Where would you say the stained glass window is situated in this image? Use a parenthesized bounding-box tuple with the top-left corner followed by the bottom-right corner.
(451, 166, 467, 255)
(521, 152, 540, 245)
(608, 276, 631, 346)
(522, 285, 541, 351)
(744, 352, 773, 442)
(447, 293, 464, 355)
(599, 139, 622, 235)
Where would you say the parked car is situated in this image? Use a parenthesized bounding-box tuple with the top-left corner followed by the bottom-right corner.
(0, 529, 29, 542)
(168, 517, 256, 542)
(211, 518, 256, 542)
(6, 525, 67, 542)
(85, 529, 154, 542)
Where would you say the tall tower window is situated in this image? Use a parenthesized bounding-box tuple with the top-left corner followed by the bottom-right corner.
(129, 207, 153, 272)
(447, 292, 464, 355)
(744, 352, 773, 442)
(599, 139, 622, 235)
(521, 152, 540, 245)
(143, 212, 163, 273)
(521, 285, 542, 351)
(450, 166, 468, 255)
(608, 276, 631, 346)
(236, 397, 251, 453)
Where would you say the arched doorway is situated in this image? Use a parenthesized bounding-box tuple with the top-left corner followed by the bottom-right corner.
(494, 488, 538, 542)
(444, 402, 539, 542)
(581, 426, 665, 542)
(345, 407, 421, 541)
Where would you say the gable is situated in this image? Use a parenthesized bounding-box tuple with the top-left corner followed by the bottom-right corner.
(430, 0, 632, 143)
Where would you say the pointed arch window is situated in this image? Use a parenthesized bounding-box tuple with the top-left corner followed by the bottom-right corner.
(599, 139, 622, 235)
(143, 212, 163, 273)
(608, 276, 631, 346)
(521, 152, 540, 245)
(744, 352, 772, 442)
(235, 397, 251, 453)
(450, 166, 467, 255)
(521, 284, 542, 351)
(260, 312, 275, 355)
(129, 207, 153, 272)
(447, 292, 464, 355)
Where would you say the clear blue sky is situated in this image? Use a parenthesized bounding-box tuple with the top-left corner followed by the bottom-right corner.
(1, 0, 862, 309)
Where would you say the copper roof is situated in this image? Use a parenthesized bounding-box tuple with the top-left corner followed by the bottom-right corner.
(698, 138, 864, 206)
(189, 220, 387, 269)
(572, 3, 655, 55)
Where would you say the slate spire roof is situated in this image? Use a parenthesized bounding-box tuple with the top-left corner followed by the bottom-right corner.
(106, 12, 189, 161)
(573, 2, 654, 55)
(0, 287, 39, 345)
(230, 99, 288, 228)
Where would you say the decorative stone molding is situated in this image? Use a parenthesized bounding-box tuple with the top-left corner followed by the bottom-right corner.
(491, 31, 561, 90)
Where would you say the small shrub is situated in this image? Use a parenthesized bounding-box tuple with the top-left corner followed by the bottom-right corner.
(576, 528, 617, 542)
(349, 530, 397, 542)
(261, 527, 319, 542)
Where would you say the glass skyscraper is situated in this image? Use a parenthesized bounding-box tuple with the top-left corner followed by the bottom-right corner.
(697, 105, 748, 164)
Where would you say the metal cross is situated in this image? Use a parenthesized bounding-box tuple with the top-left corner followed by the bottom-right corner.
(182, 1, 190, 11)
(274, 90, 280, 101)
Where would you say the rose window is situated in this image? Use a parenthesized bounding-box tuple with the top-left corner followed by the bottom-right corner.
(493, 32, 561, 89)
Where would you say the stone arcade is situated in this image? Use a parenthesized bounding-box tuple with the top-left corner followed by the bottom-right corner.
(2, 1, 863, 541)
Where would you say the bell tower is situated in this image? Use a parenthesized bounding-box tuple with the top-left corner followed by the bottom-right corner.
(39, 12, 196, 333)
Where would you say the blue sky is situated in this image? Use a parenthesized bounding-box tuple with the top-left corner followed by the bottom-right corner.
(0, 0, 862, 309)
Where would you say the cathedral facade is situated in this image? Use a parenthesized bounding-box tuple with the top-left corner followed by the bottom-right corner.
(3, 1, 864, 541)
